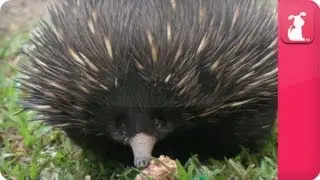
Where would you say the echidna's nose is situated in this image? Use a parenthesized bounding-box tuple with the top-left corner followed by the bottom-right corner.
(129, 133, 156, 168)
(134, 156, 151, 168)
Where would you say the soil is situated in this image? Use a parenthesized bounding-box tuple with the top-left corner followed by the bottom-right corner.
(0, 0, 52, 38)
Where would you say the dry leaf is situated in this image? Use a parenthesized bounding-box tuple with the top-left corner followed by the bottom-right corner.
(0, 0, 9, 10)
(135, 155, 177, 180)
(0, 172, 7, 180)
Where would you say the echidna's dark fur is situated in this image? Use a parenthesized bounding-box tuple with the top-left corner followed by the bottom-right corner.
(19, 0, 278, 166)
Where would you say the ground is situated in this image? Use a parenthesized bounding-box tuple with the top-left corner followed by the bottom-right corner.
(0, 0, 278, 179)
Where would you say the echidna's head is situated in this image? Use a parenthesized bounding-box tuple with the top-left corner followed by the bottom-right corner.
(110, 107, 172, 168)
(86, 72, 193, 168)
(107, 108, 163, 168)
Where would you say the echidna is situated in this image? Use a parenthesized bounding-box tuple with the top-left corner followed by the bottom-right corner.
(19, 0, 278, 168)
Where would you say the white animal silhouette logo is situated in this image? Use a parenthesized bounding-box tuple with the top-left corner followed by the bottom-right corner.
(287, 12, 309, 42)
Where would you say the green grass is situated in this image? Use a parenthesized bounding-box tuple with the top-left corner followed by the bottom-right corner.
(0, 34, 278, 180)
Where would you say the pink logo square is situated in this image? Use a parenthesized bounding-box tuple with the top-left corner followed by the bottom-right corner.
(281, 2, 315, 44)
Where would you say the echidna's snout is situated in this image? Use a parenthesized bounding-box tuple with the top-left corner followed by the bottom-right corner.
(129, 133, 157, 168)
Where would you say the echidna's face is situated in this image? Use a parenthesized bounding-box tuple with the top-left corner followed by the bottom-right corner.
(90, 80, 186, 168)
(105, 108, 176, 168)
(107, 109, 175, 143)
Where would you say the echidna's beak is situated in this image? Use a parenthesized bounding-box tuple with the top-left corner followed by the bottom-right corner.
(128, 133, 156, 168)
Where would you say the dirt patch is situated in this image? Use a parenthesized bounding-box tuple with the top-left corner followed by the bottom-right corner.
(0, 0, 52, 38)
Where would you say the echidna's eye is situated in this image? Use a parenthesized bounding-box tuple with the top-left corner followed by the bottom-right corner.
(115, 113, 126, 129)
(152, 109, 168, 129)
(155, 118, 165, 129)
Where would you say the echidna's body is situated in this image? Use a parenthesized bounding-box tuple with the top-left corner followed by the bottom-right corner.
(20, 0, 277, 168)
